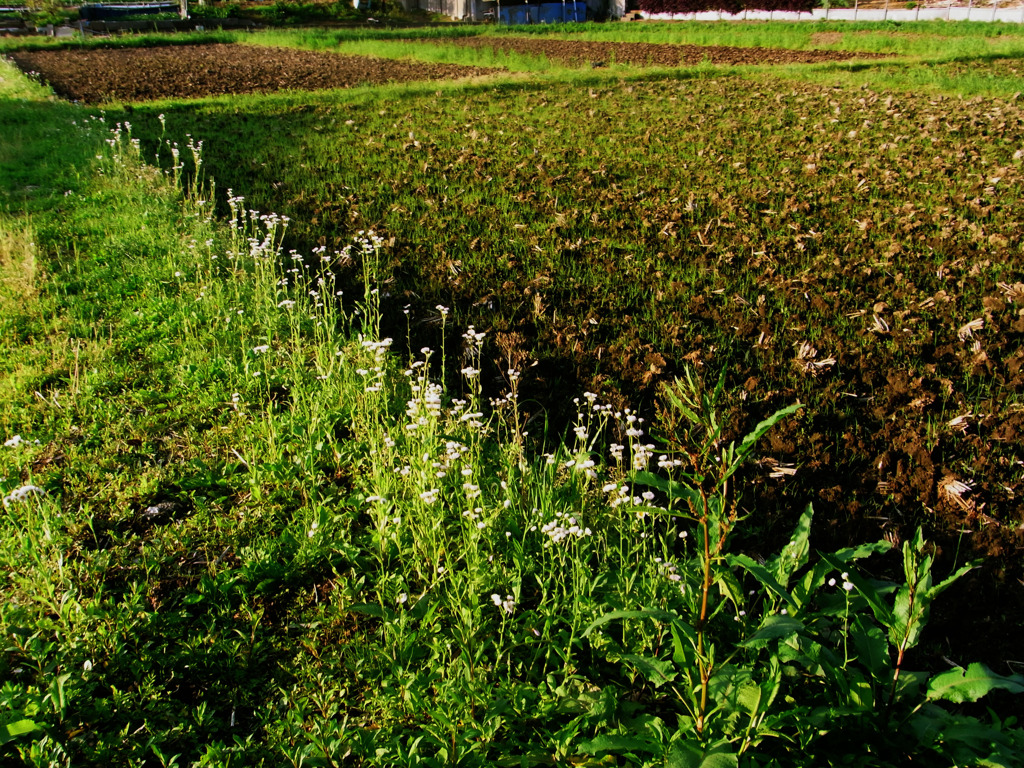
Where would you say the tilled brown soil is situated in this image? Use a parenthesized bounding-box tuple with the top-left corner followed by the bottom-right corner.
(445, 36, 887, 67)
(5, 43, 502, 104)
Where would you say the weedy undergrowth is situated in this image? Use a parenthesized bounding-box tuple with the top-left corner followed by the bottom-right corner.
(3, 87, 1024, 768)
(582, 372, 1024, 767)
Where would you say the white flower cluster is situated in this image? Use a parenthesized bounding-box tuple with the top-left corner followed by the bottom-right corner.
(4, 435, 39, 448)
(249, 214, 290, 260)
(490, 593, 515, 616)
(359, 337, 392, 393)
(657, 454, 685, 469)
(405, 379, 443, 430)
(446, 439, 469, 465)
(449, 398, 486, 430)
(462, 508, 485, 527)
(828, 572, 855, 592)
(463, 325, 486, 348)
(353, 230, 385, 254)
(654, 557, 683, 584)
(622, 409, 645, 438)
(539, 511, 592, 545)
(605, 483, 659, 512)
(2, 484, 48, 509)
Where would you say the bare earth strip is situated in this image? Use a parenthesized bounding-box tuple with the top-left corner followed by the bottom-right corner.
(6, 43, 503, 104)
(445, 37, 889, 67)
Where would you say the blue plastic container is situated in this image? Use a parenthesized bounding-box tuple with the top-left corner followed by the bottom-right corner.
(498, 2, 585, 24)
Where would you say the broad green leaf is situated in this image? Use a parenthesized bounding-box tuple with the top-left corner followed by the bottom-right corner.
(851, 614, 891, 685)
(759, 656, 783, 712)
(348, 602, 396, 622)
(741, 615, 805, 649)
(630, 471, 702, 511)
(0, 718, 40, 745)
(577, 734, 654, 755)
(791, 561, 836, 609)
(893, 669, 930, 702)
(889, 576, 930, 652)
(730, 403, 803, 469)
(667, 743, 738, 768)
(727, 554, 794, 606)
(777, 634, 841, 676)
(831, 540, 893, 562)
(630, 471, 674, 494)
(669, 621, 697, 665)
(935, 717, 1014, 754)
(700, 752, 739, 768)
(707, 664, 750, 700)
(584, 609, 696, 645)
(926, 663, 1024, 704)
(844, 668, 875, 708)
(905, 527, 927, 565)
(620, 653, 677, 688)
(668, 741, 703, 768)
(715, 568, 744, 611)
(889, 533, 974, 654)
(736, 682, 762, 716)
(767, 504, 813, 586)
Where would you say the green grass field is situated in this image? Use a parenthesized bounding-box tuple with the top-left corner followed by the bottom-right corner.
(2, 21, 1024, 766)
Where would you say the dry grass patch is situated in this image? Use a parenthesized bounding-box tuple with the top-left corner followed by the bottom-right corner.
(0, 218, 38, 306)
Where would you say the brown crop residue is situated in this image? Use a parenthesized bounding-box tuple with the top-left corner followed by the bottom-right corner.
(5, 43, 503, 104)
(809, 32, 846, 47)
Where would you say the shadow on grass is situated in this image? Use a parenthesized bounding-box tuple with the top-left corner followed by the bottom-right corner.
(0, 96, 124, 213)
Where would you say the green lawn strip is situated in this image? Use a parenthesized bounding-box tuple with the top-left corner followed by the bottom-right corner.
(516, 18, 1024, 55)
(0, 72, 290, 764)
(0, 30, 237, 55)
(763, 53, 1024, 96)
(244, 19, 1024, 57)
(0, 59, 102, 214)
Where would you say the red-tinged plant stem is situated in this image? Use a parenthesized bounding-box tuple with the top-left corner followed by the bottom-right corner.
(696, 488, 712, 735)
(887, 580, 919, 710)
(694, 473, 737, 736)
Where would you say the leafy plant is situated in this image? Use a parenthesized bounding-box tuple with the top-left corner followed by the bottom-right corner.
(583, 372, 1024, 765)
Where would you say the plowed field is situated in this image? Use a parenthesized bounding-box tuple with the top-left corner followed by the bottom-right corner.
(6, 43, 502, 103)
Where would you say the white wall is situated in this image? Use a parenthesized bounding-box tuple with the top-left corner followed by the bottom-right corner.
(641, 5, 1024, 23)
